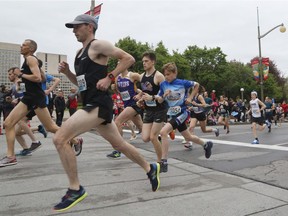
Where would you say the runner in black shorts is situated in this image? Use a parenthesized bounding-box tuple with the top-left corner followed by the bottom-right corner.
(106, 68, 144, 159)
(53, 14, 160, 212)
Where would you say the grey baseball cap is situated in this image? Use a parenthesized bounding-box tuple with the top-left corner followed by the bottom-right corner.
(65, 14, 98, 29)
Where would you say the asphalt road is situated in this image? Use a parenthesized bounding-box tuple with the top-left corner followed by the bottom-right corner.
(123, 122, 288, 190)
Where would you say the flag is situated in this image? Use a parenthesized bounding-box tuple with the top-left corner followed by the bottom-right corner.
(85, 3, 103, 24)
(262, 57, 269, 81)
(251, 57, 269, 81)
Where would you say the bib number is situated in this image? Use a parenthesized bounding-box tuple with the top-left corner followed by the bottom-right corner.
(17, 83, 26, 93)
(167, 106, 181, 116)
(145, 100, 156, 107)
(76, 75, 87, 92)
(120, 91, 130, 101)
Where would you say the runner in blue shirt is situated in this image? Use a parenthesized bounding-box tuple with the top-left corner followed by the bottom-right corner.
(155, 63, 213, 172)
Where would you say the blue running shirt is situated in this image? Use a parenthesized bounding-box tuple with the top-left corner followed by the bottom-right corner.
(158, 79, 194, 116)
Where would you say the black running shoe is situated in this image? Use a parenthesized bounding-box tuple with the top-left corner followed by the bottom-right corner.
(74, 137, 83, 156)
(268, 125, 271, 133)
(16, 149, 32, 156)
(53, 185, 87, 212)
(38, 125, 47, 138)
(204, 141, 213, 159)
(29, 141, 42, 152)
(159, 161, 168, 173)
(147, 163, 160, 192)
(215, 128, 220, 137)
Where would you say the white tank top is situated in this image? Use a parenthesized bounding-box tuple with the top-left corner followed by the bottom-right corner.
(250, 98, 261, 118)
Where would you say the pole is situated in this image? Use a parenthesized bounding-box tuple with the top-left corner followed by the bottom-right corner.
(90, 0, 95, 16)
(257, 7, 264, 102)
(256, 7, 285, 102)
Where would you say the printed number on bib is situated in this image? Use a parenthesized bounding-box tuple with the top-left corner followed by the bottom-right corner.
(76, 75, 87, 92)
(120, 91, 131, 101)
(145, 100, 157, 107)
(17, 83, 26, 93)
(167, 106, 181, 116)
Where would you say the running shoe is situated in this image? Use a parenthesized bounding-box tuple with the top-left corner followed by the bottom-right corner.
(159, 161, 168, 173)
(0, 156, 17, 167)
(184, 141, 193, 150)
(74, 137, 83, 156)
(169, 130, 175, 140)
(53, 185, 87, 212)
(182, 139, 187, 144)
(265, 120, 271, 127)
(251, 139, 259, 144)
(29, 141, 42, 152)
(38, 124, 47, 138)
(16, 149, 32, 156)
(147, 163, 160, 192)
(129, 134, 137, 141)
(204, 141, 213, 159)
(106, 150, 121, 159)
(215, 128, 220, 137)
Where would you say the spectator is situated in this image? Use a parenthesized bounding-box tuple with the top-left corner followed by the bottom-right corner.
(281, 100, 288, 119)
(54, 90, 66, 126)
(67, 87, 79, 116)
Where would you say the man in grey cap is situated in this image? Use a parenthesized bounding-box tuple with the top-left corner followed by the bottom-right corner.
(53, 14, 160, 212)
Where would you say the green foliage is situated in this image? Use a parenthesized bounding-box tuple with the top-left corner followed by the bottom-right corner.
(110, 37, 287, 100)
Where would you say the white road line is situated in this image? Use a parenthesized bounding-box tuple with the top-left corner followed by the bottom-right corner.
(175, 135, 288, 152)
(123, 129, 288, 151)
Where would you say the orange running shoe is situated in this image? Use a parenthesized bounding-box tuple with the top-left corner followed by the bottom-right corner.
(169, 130, 175, 140)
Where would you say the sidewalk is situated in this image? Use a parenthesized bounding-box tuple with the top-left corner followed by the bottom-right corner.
(0, 112, 288, 216)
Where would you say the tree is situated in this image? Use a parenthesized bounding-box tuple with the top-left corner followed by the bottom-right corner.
(109, 37, 288, 101)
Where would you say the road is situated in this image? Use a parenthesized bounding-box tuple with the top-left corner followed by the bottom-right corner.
(124, 123, 288, 190)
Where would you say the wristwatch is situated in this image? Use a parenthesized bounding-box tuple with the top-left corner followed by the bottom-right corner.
(107, 73, 115, 82)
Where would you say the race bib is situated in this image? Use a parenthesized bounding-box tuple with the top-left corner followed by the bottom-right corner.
(76, 75, 87, 92)
(191, 106, 200, 112)
(167, 106, 181, 116)
(120, 91, 130, 101)
(17, 83, 26, 93)
(145, 100, 157, 107)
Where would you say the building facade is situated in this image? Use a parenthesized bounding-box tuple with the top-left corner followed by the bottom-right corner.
(0, 42, 77, 98)
(0, 42, 21, 88)
(36, 52, 78, 96)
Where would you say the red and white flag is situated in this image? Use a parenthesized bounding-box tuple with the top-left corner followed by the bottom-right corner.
(85, 3, 103, 24)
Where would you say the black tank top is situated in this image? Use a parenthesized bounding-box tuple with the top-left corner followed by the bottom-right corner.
(21, 56, 45, 97)
(140, 70, 166, 111)
(74, 40, 111, 107)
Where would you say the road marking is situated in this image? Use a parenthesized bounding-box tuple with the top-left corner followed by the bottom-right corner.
(123, 129, 288, 151)
(172, 134, 288, 151)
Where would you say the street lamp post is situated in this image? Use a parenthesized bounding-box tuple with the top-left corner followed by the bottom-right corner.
(240, 88, 244, 101)
(257, 7, 286, 102)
